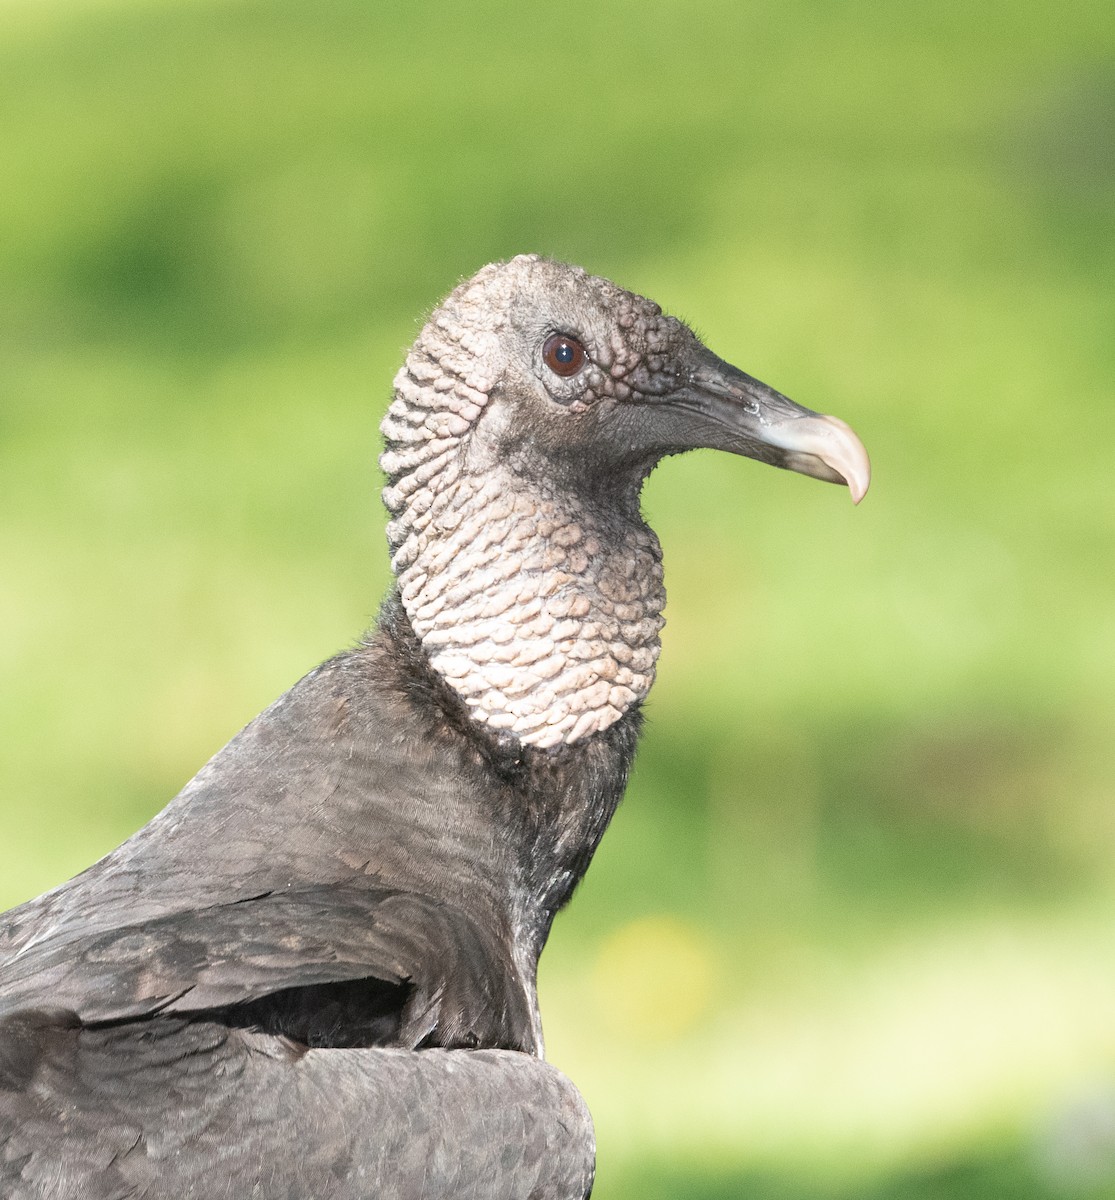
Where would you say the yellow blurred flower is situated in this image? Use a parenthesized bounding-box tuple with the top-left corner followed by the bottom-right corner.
(591, 915, 717, 1042)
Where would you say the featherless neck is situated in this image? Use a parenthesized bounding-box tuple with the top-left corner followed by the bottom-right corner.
(384, 466, 665, 749)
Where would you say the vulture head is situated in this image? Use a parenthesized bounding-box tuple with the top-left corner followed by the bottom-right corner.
(380, 255, 869, 750)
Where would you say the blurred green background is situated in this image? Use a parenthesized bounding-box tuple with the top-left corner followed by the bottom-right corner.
(2, 0, 1114, 1194)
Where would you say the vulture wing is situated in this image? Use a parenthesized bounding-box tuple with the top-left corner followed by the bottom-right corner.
(0, 884, 532, 1051)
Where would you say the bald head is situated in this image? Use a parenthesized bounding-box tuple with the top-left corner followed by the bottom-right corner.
(380, 257, 869, 749)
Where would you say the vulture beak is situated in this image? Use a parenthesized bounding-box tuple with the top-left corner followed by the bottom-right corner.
(663, 346, 871, 504)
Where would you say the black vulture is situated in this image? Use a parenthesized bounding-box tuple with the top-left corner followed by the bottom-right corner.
(0, 256, 869, 1198)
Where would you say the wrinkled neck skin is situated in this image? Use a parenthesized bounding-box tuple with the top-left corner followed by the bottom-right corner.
(383, 371, 667, 752)
(396, 468, 663, 750)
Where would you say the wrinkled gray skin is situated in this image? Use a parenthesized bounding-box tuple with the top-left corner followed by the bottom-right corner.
(0, 256, 868, 1199)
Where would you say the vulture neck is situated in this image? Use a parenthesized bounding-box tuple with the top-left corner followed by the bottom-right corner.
(386, 460, 667, 750)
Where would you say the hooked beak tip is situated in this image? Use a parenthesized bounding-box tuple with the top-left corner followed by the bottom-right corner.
(824, 415, 871, 505)
(765, 413, 871, 505)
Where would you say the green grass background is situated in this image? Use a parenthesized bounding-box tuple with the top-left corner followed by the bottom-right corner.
(2, 0, 1114, 1194)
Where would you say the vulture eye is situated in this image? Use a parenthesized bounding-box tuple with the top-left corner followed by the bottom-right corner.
(542, 334, 586, 378)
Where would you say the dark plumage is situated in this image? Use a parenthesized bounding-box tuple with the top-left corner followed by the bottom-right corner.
(0, 256, 868, 1198)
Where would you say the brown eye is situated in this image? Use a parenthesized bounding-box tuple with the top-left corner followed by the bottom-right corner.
(543, 333, 586, 377)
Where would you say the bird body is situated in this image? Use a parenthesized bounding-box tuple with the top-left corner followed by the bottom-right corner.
(0, 598, 637, 1053)
(0, 256, 868, 1198)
